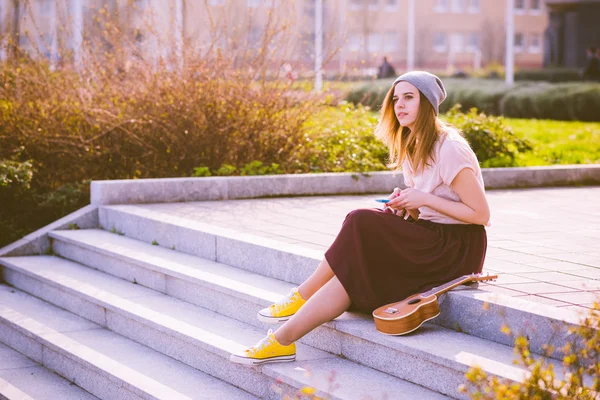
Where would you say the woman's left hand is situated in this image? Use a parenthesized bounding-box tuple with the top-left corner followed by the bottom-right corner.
(388, 188, 430, 210)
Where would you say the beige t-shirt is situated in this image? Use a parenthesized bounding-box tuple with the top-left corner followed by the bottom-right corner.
(402, 129, 487, 225)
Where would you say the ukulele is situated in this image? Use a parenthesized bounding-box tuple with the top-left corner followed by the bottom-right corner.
(372, 273, 498, 335)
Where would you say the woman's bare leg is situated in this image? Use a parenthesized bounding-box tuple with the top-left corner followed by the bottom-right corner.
(275, 276, 351, 346)
(297, 258, 335, 300)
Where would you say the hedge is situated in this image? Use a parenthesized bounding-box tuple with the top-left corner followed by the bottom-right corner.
(346, 79, 600, 121)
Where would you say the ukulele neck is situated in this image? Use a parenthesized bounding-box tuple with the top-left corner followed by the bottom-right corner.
(422, 274, 486, 298)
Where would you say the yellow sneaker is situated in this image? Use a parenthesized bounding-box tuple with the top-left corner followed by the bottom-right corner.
(229, 329, 296, 365)
(257, 288, 306, 324)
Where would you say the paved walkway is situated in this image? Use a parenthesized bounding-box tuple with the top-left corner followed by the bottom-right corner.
(139, 186, 600, 311)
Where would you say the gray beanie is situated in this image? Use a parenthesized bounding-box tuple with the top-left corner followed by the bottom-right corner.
(393, 71, 447, 115)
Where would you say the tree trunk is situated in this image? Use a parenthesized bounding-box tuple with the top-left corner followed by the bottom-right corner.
(11, 0, 20, 61)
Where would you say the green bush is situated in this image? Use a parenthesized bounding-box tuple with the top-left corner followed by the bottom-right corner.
(345, 79, 600, 121)
(441, 79, 523, 116)
(297, 103, 389, 173)
(0, 180, 89, 248)
(0, 159, 34, 191)
(445, 106, 533, 167)
(297, 103, 531, 171)
(502, 82, 600, 122)
(0, 3, 327, 247)
(345, 79, 394, 110)
(0, 59, 316, 190)
(515, 67, 582, 82)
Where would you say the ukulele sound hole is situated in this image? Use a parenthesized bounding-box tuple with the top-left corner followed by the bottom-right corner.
(408, 298, 421, 305)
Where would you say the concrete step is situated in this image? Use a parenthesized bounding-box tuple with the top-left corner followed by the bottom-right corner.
(0, 256, 450, 400)
(98, 204, 319, 285)
(0, 342, 99, 400)
(0, 285, 257, 400)
(97, 206, 584, 360)
(45, 231, 575, 397)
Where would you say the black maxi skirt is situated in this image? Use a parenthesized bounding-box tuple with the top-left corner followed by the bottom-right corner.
(324, 208, 487, 313)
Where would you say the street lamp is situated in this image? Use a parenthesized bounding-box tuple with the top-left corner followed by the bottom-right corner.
(505, 0, 515, 85)
(315, 0, 323, 91)
(407, 0, 415, 71)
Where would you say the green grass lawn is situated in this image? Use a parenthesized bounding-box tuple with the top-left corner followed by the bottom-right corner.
(504, 118, 600, 166)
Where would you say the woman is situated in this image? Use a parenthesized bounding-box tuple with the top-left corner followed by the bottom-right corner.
(230, 71, 490, 365)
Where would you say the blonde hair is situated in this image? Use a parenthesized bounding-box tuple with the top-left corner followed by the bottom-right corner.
(375, 84, 447, 174)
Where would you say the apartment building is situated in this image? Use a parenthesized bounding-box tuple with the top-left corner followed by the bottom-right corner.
(339, 0, 547, 73)
(1, 0, 549, 73)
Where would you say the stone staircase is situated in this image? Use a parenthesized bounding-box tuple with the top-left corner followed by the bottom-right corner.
(0, 203, 586, 399)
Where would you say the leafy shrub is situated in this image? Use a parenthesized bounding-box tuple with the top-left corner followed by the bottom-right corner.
(0, 59, 317, 190)
(191, 161, 283, 177)
(461, 303, 600, 399)
(445, 106, 533, 167)
(294, 103, 531, 171)
(441, 79, 523, 116)
(0, 159, 34, 191)
(345, 79, 394, 110)
(215, 164, 237, 176)
(0, 3, 326, 247)
(502, 83, 600, 122)
(296, 102, 389, 173)
(515, 68, 582, 83)
(239, 161, 284, 176)
(0, 180, 89, 248)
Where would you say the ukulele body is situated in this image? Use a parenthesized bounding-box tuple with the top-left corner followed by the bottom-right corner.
(372, 293, 440, 335)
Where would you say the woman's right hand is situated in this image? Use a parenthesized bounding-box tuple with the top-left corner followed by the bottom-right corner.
(384, 187, 405, 216)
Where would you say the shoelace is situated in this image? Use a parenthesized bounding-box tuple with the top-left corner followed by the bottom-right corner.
(247, 329, 274, 356)
(270, 291, 296, 313)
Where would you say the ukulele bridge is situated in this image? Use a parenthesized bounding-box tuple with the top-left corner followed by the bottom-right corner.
(384, 307, 399, 314)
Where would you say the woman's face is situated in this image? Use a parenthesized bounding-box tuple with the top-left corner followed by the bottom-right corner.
(393, 81, 420, 130)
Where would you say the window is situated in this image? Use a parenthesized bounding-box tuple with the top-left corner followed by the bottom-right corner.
(368, 0, 379, 10)
(40, 33, 53, 59)
(450, 32, 464, 52)
(303, 1, 314, 15)
(529, 0, 541, 14)
(348, 32, 362, 52)
(383, 31, 399, 53)
(433, 32, 447, 52)
(528, 33, 541, 53)
(385, 0, 398, 10)
(133, 0, 147, 11)
(40, 0, 53, 16)
(249, 27, 262, 48)
(514, 0, 525, 14)
(19, 35, 30, 50)
(451, 0, 464, 13)
(466, 32, 479, 52)
(350, 0, 363, 10)
(514, 32, 524, 52)
(467, 0, 480, 13)
(367, 32, 381, 53)
(300, 32, 314, 61)
(434, 0, 449, 13)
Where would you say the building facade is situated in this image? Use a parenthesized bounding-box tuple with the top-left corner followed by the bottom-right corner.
(544, 0, 600, 68)
(1, 0, 551, 74)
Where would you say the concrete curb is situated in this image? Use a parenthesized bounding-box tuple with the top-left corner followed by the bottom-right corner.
(90, 165, 600, 205)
